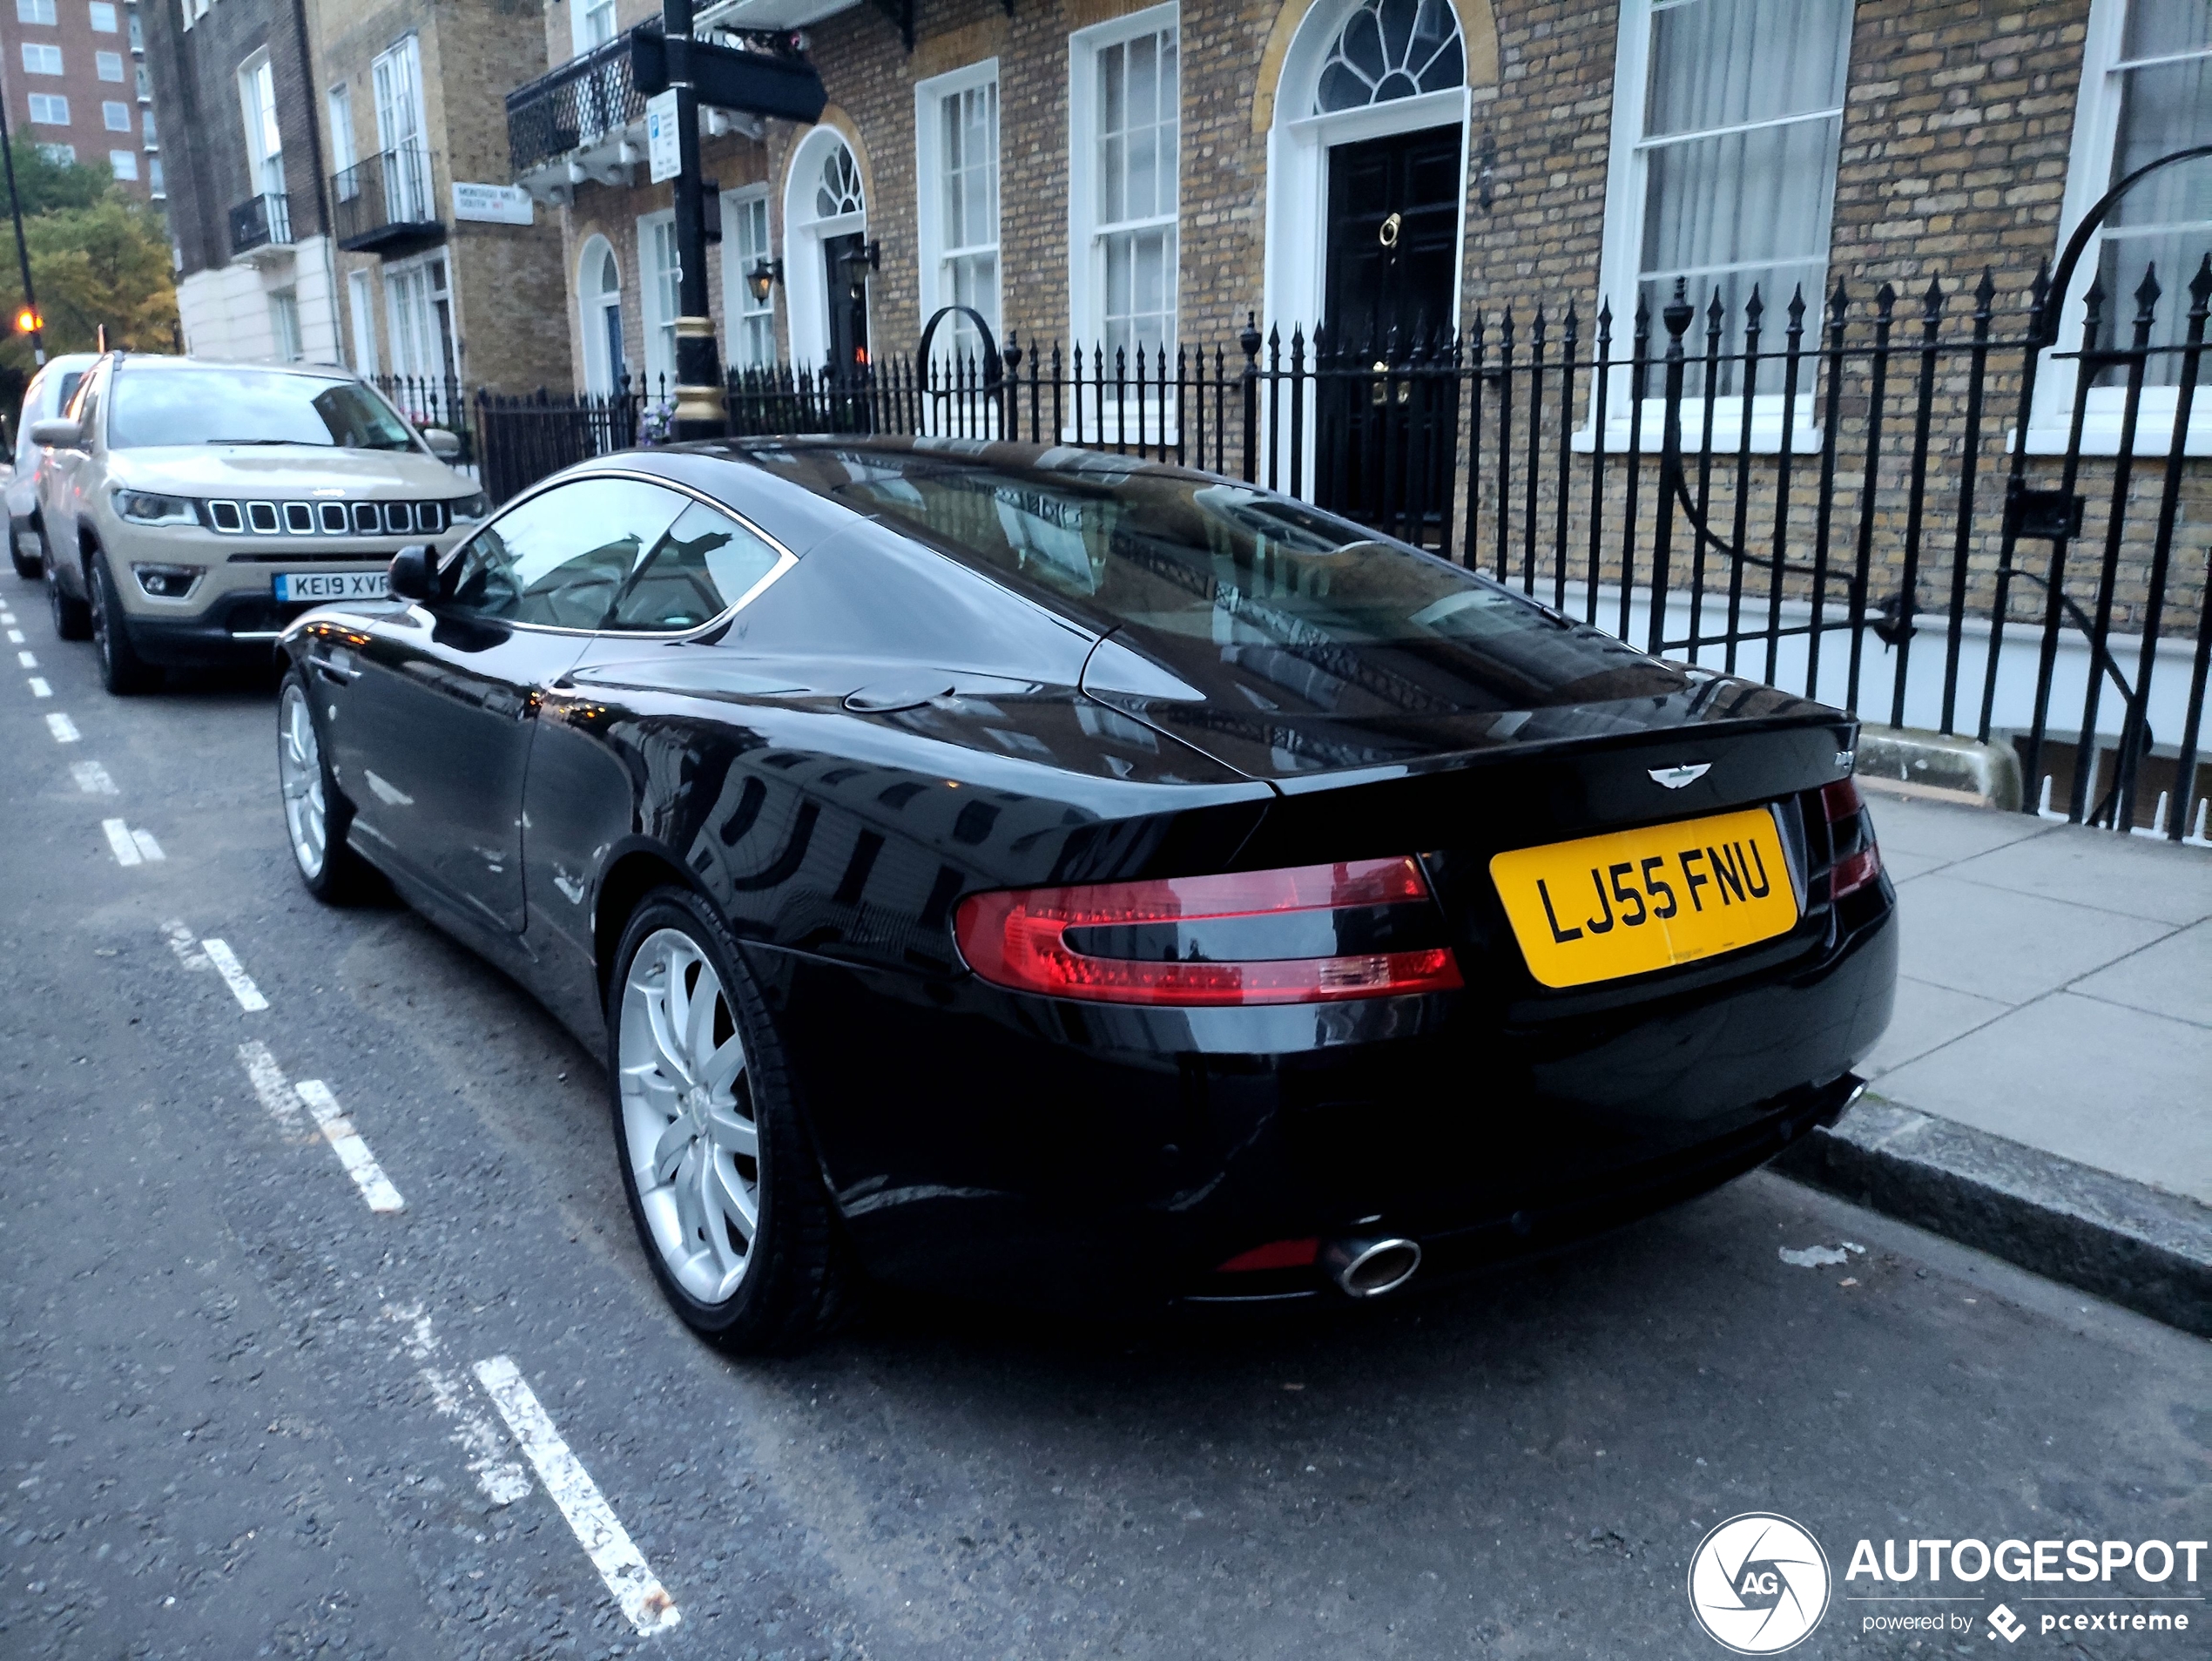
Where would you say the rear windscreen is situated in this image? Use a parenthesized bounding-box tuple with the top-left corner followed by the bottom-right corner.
(772, 445, 1576, 658)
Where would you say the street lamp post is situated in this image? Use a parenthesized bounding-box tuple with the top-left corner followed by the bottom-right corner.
(0, 93, 47, 368)
(664, 0, 726, 440)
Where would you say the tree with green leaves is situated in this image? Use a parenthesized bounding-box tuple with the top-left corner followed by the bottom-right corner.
(0, 145, 178, 368)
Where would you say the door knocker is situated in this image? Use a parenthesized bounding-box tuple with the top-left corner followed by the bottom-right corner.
(1378, 212, 1402, 249)
(1369, 360, 1410, 408)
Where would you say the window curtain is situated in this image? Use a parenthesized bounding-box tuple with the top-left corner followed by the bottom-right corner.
(1637, 0, 1853, 379)
(2097, 1, 2212, 383)
(1096, 29, 1177, 363)
(940, 81, 1000, 359)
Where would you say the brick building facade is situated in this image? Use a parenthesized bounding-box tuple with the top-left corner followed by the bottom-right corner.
(0, 0, 159, 200)
(306, 0, 571, 393)
(145, 0, 339, 361)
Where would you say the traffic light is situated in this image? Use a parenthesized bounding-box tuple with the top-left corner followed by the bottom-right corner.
(13, 307, 39, 334)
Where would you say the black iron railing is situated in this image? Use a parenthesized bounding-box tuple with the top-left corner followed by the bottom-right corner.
(475, 385, 643, 503)
(505, 29, 646, 178)
(334, 145, 442, 255)
(228, 192, 290, 256)
(371, 373, 475, 464)
(468, 254, 2211, 843)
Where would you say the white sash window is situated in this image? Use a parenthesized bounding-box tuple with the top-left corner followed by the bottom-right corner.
(1594, 0, 1853, 448)
(1069, 5, 1179, 368)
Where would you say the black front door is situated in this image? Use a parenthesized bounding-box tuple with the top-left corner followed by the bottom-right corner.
(819, 231, 874, 433)
(1317, 125, 1462, 539)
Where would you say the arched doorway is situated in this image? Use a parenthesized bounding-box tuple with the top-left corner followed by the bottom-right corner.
(578, 235, 625, 395)
(1263, 0, 1475, 523)
(782, 128, 871, 375)
(1262, 0, 1474, 342)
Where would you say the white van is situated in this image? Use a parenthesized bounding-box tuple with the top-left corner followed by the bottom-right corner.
(9, 353, 99, 577)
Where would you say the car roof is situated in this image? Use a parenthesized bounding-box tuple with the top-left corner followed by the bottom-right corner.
(114, 355, 356, 381)
(709, 431, 1215, 484)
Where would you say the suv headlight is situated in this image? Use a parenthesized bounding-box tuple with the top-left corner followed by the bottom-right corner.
(115, 490, 199, 527)
(448, 490, 491, 521)
(132, 563, 202, 598)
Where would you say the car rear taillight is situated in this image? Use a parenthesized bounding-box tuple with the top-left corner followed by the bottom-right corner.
(1820, 777, 1884, 901)
(953, 857, 1464, 1006)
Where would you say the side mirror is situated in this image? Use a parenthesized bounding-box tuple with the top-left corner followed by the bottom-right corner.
(421, 427, 462, 459)
(30, 418, 81, 448)
(388, 544, 437, 603)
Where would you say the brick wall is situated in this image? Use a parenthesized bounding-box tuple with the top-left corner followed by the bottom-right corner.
(307, 0, 570, 393)
(145, 0, 315, 277)
(702, 0, 2111, 357)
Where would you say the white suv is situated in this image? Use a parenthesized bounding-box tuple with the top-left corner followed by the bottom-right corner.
(35, 354, 489, 692)
(8, 352, 98, 578)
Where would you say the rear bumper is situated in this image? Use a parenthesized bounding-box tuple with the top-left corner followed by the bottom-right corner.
(759, 895, 1899, 1312)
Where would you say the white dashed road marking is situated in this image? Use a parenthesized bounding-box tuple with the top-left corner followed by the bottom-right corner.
(473, 1356, 681, 1636)
(101, 819, 165, 865)
(104, 819, 142, 866)
(384, 1306, 531, 1505)
(71, 761, 117, 794)
(294, 1079, 405, 1213)
(199, 938, 267, 1010)
(237, 1039, 306, 1135)
(160, 919, 210, 969)
(17, 650, 34, 667)
(28, 678, 51, 698)
(5, 628, 22, 643)
(233, 1046, 404, 1212)
(45, 712, 78, 742)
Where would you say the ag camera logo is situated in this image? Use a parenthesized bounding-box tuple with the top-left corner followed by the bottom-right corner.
(1688, 1513, 1832, 1653)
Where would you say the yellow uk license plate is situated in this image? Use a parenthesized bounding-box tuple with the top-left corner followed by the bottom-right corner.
(1490, 807, 1798, 989)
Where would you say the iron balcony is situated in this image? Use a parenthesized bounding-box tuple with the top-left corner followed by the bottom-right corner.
(333, 144, 444, 257)
(504, 29, 645, 185)
(228, 192, 292, 259)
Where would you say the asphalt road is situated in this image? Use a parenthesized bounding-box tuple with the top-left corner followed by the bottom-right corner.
(2, 566, 2207, 1661)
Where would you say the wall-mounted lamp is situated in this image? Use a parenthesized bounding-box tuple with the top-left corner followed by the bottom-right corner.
(1478, 132, 1498, 213)
(745, 257, 784, 304)
(838, 239, 880, 301)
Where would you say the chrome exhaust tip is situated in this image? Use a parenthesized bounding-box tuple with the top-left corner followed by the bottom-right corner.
(1323, 1236, 1422, 1299)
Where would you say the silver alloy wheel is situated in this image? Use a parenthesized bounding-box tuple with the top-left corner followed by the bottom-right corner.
(618, 928, 760, 1304)
(278, 680, 328, 881)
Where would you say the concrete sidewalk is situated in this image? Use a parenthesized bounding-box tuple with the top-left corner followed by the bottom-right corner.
(1776, 786, 2212, 1333)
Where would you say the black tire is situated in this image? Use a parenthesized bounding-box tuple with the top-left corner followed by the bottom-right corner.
(607, 888, 846, 1354)
(44, 531, 89, 639)
(276, 669, 377, 903)
(9, 523, 38, 581)
(89, 552, 160, 695)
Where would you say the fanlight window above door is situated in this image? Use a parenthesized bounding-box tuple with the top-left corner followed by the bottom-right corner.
(1315, 0, 1465, 113)
(813, 142, 865, 219)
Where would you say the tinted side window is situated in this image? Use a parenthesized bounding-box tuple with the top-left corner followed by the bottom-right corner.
(13, 376, 41, 469)
(442, 477, 686, 629)
(68, 370, 101, 446)
(604, 501, 784, 631)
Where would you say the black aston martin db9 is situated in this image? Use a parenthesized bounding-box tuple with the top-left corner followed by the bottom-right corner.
(275, 437, 1895, 1350)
